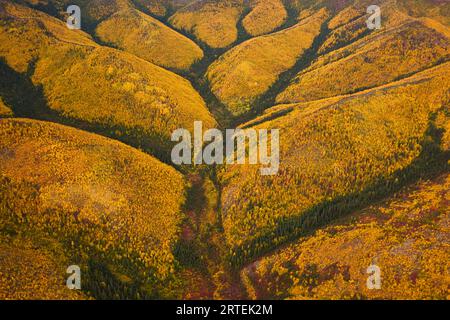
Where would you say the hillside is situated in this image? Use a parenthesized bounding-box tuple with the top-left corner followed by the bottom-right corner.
(206, 8, 329, 116)
(95, 8, 203, 71)
(0, 236, 87, 300)
(0, 98, 12, 118)
(0, 118, 186, 299)
(242, 0, 288, 37)
(0, 1, 216, 160)
(133, 0, 197, 17)
(169, 0, 245, 48)
(277, 6, 450, 104)
(220, 62, 450, 266)
(0, 0, 449, 301)
(241, 172, 450, 300)
(15, 1, 205, 70)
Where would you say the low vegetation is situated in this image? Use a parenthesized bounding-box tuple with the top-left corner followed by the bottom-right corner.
(277, 17, 450, 104)
(241, 173, 450, 299)
(0, 118, 186, 299)
(207, 8, 329, 116)
(0, 1, 216, 161)
(221, 62, 450, 267)
(242, 0, 287, 37)
(0, 236, 87, 300)
(1, 0, 449, 301)
(0, 98, 12, 118)
(95, 8, 203, 71)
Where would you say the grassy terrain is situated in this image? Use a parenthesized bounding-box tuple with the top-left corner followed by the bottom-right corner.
(0, 118, 186, 299)
(169, 0, 245, 49)
(1, 0, 450, 301)
(0, 1, 216, 161)
(277, 11, 450, 104)
(397, 0, 450, 26)
(241, 172, 450, 300)
(19, 0, 131, 29)
(206, 8, 329, 116)
(0, 236, 87, 300)
(242, 0, 287, 37)
(95, 8, 203, 71)
(220, 62, 450, 267)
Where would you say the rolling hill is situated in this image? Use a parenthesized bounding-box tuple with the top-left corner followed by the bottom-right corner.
(0, 0, 449, 301)
(169, 0, 245, 49)
(220, 62, 450, 267)
(0, 1, 216, 160)
(241, 172, 450, 300)
(95, 7, 204, 71)
(0, 118, 186, 299)
(206, 8, 329, 116)
(277, 6, 450, 104)
(242, 0, 288, 37)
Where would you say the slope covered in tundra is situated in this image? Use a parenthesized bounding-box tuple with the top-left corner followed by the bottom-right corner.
(0, 1, 216, 159)
(241, 173, 450, 300)
(207, 8, 329, 116)
(220, 62, 450, 266)
(0, 118, 186, 299)
(95, 8, 203, 71)
(169, 0, 244, 48)
(0, 98, 12, 118)
(242, 0, 288, 37)
(0, 237, 87, 300)
(133, 0, 196, 17)
(277, 8, 450, 104)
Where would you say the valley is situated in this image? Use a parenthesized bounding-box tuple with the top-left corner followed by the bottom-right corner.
(0, 0, 449, 300)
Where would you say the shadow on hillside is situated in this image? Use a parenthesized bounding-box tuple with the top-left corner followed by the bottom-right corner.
(0, 58, 174, 164)
(0, 58, 52, 119)
(228, 111, 450, 268)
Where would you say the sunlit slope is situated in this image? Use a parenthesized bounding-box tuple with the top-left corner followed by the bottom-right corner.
(397, 0, 450, 26)
(0, 1, 96, 73)
(241, 173, 450, 300)
(0, 2, 216, 159)
(0, 237, 87, 300)
(20, 0, 205, 71)
(318, 5, 371, 55)
(0, 118, 186, 298)
(19, 0, 131, 29)
(220, 62, 450, 266)
(133, 0, 197, 17)
(169, 0, 244, 48)
(242, 0, 287, 37)
(277, 13, 450, 104)
(206, 9, 329, 116)
(95, 8, 203, 71)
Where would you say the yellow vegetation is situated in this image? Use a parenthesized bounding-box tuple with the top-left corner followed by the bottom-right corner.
(95, 8, 203, 71)
(0, 98, 12, 117)
(0, 1, 216, 158)
(242, 0, 287, 37)
(242, 173, 450, 299)
(0, 236, 87, 300)
(207, 9, 329, 115)
(221, 62, 450, 264)
(169, 0, 244, 48)
(277, 19, 450, 104)
(0, 118, 186, 297)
